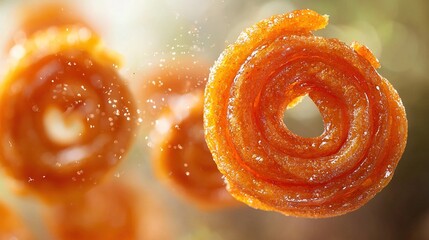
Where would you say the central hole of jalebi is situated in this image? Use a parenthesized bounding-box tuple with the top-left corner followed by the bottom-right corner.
(43, 105, 85, 146)
(282, 95, 324, 138)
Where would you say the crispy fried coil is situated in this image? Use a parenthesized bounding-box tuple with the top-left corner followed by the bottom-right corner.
(143, 59, 235, 208)
(153, 93, 236, 209)
(6, 2, 92, 56)
(47, 180, 139, 240)
(204, 9, 407, 217)
(139, 58, 209, 127)
(46, 178, 172, 240)
(0, 26, 138, 196)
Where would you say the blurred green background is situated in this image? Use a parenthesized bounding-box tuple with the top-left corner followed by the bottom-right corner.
(0, 0, 428, 239)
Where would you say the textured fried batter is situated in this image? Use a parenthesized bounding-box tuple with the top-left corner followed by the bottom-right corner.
(204, 9, 407, 217)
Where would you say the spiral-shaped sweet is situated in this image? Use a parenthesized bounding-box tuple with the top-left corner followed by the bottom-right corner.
(46, 179, 141, 240)
(138, 58, 234, 207)
(139, 58, 209, 127)
(0, 26, 138, 196)
(153, 93, 236, 208)
(6, 2, 91, 56)
(0, 202, 33, 239)
(204, 9, 407, 217)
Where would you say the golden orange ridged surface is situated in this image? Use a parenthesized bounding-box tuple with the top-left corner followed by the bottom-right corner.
(0, 202, 33, 240)
(204, 9, 407, 217)
(0, 26, 138, 197)
(153, 94, 236, 208)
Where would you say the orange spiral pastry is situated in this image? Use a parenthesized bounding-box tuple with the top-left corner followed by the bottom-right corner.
(0, 202, 33, 239)
(6, 2, 92, 55)
(153, 93, 236, 208)
(138, 58, 208, 127)
(46, 178, 170, 240)
(0, 26, 138, 196)
(204, 9, 407, 217)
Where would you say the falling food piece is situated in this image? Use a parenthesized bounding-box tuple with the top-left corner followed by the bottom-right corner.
(6, 2, 92, 55)
(45, 178, 171, 240)
(0, 25, 139, 198)
(17, 2, 88, 38)
(153, 93, 237, 209)
(138, 57, 209, 128)
(140, 58, 235, 208)
(0, 202, 33, 240)
(204, 9, 407, 217)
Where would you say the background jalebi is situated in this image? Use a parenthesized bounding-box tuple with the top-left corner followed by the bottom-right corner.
(0, 0, 427, 239)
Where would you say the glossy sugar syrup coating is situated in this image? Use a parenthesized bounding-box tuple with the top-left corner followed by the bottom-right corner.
(204, 9, 407, 217)
(0, 26, 139, 198)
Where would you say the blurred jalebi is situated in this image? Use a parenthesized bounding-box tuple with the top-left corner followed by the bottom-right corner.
(45, 177, 171, 240)
(153, 92, 237, 208)
(0, 3, 139, 199)
(0, 201, 33, 240)
(138, 58, 208, 130)
(139, 58, 236, 208)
